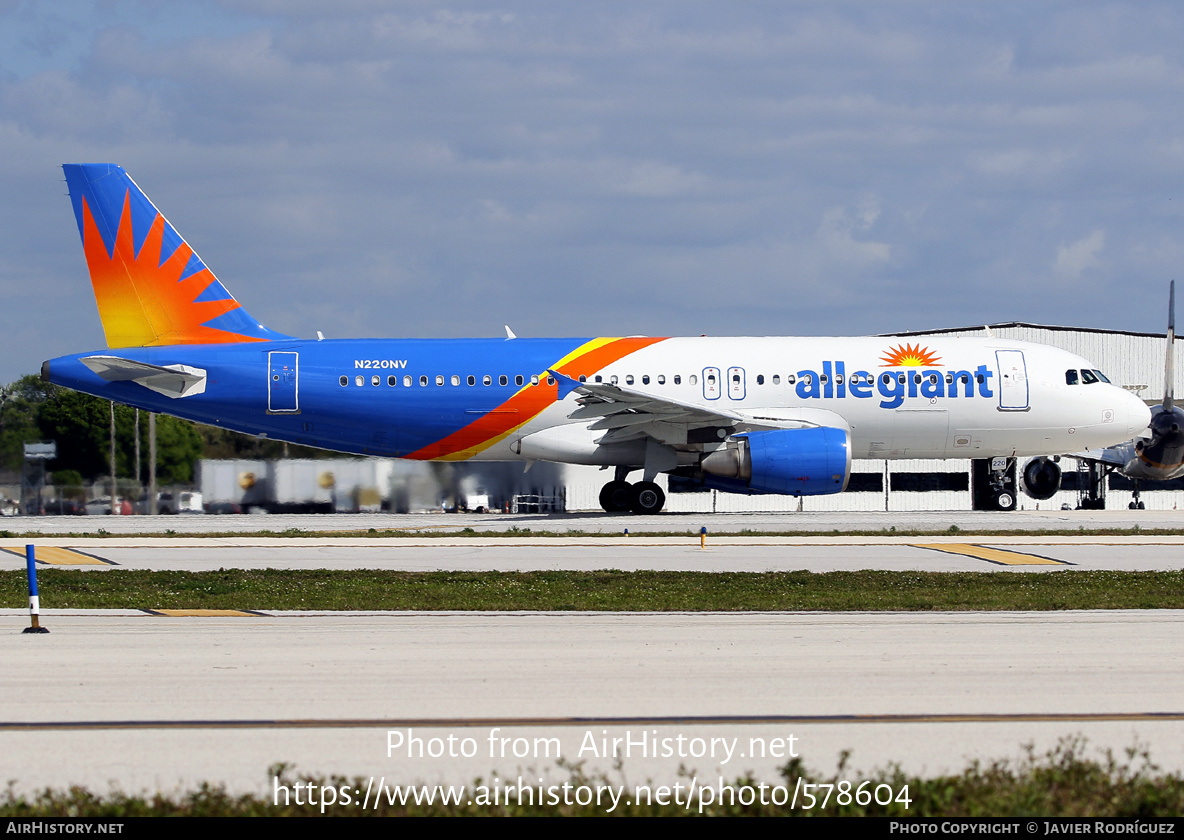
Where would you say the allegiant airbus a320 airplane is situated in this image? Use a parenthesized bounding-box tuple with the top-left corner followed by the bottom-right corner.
(42, 164, 1151, 513)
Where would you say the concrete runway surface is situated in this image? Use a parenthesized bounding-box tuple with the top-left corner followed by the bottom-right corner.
(5, 507, 1184, 535)
(2, 534, 1184, 572)
(3, 609, 1183, 801)
(3, 510, 1182, 805)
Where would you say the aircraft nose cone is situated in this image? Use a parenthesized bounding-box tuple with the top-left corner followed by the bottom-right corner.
(1129, 391, 1152, 433)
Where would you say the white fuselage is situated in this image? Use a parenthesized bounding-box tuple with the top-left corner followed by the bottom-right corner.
(496, 336, 1149, 465)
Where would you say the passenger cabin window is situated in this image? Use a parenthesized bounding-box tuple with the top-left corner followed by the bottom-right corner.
(404, 375, 412, 387)
(467, 375, 476, 386)
(594, 375, 603, 383)
(642, 375, 650, 385)
(420, 375, 428, 386)
(1066, 369, 1079, 385)
(674, 375, 681, 385)
(626, 375, 634, 385)
(657, 375, 665, 385)
(373, 375, 381, 386)
(531, 375, 539, 386)
(547, 375, 555, 385)
(689, 374, 698, 385)
(757, 375, 764, 385)
(500, 375, 509, 386)
(579, 375, 587, 383)
(772, 374, 780, 384)
(788, 375, 796, 385)
(450, 375, 459, 386)
(484, 375, 492, 386)
(355, 375, 364, 387)
(610, 375, 618, 384)
(340, 375, 348, 386)
(388, 375, 397, 386)
(835, 374, 844, 384)
(515, 375, 524, 386)
(435, 375, 444, 386)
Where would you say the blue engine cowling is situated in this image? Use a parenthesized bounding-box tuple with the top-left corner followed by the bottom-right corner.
(700, 427, 851, 496)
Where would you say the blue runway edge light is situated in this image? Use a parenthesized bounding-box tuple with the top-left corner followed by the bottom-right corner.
(22, 544, 49, 634)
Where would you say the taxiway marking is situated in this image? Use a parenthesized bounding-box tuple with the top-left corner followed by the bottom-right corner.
(1, 546, 114, 565)
(913, 543, 1070, 566)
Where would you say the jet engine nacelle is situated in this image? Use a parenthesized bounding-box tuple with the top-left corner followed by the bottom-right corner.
(1020, 457, 1062, 500)
(700, 427, 851, 495)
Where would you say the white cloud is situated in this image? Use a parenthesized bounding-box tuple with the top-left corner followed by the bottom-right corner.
(1055, 229, 1106, 279)
(816, 197, 891, 268)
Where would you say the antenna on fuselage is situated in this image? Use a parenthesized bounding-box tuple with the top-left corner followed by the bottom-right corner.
(1165, 280, 1176, 412)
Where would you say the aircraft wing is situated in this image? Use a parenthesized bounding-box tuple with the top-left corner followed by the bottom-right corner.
(1069, 446, 1131, 468)
(81, 355, 207, 399)
(549, 369, 849, 446)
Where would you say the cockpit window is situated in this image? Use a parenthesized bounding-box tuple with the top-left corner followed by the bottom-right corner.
(1080, 369, 1099, 384)
(1092, 369, 1111, 383)
(1065, 369, 1078, 385)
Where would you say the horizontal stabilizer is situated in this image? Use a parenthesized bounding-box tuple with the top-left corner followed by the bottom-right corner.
(81, 355, 207, 399)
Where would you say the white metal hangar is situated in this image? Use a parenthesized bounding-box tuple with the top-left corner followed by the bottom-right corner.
(562, 323, 1180, 513)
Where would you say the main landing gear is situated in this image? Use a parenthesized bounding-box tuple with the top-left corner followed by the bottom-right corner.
(598, 471, 666, 514)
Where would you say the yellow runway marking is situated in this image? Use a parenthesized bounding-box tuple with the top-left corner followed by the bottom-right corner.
(1, 546, 115, 565)
(913, 543, 1071, 566)
(144, 609, 266, 617)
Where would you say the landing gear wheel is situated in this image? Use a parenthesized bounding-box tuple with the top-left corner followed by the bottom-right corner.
(994, 490, 1016, 511)
(1138, 502, 1146, 510)
(628, 481, 665, 515)
(599, 480, 632, 513)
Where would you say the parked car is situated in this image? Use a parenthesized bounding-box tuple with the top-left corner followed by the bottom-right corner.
(155, 491, 205, 514)
(85, 497, 126, 515)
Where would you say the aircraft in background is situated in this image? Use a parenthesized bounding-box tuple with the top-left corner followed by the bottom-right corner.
(42, 164, 1150, 513)
(1054, 282, 1181, 509)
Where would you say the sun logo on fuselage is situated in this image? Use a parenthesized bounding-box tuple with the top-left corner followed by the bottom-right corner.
(880, 343, 942, 367)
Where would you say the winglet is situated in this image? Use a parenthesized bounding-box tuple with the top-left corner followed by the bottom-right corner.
(1165, 280, 1175, 412)
(504, 325, 517, 340)
(549, 369, 584, 401)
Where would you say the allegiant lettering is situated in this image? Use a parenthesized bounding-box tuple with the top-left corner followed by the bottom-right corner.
(795, 362, 994, 409)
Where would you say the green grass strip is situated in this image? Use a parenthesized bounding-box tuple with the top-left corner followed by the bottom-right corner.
(2, 736, 1181, 816)
(4, 569, 1184, 611)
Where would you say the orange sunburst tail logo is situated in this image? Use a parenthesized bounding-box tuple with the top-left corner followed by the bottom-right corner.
(879, 343, 942, 367)
(63, 164, 290, 348)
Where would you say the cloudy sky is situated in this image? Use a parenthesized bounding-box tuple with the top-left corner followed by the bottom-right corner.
(2, 1, 1183, 385)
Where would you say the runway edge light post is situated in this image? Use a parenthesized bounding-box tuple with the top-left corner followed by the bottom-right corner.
(22, 544, 49, 634)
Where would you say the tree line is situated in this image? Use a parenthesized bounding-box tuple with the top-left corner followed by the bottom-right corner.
(0, 374, 332, 487)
